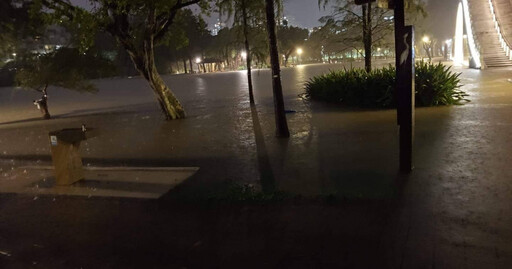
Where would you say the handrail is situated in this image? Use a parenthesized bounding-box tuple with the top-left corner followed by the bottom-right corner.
(489, 0, 512, 60)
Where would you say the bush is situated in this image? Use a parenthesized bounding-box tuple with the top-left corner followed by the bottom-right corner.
(304, 61, 466, 108)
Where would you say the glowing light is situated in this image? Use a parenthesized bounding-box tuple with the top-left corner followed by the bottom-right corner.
(462, 0, 481, 68)
(453, 3, 464, 66)
(195, 57, 202, 64)
(241, 51, 247, 59)
(297, 48, 303, 55)
(422, 36, 430, 43)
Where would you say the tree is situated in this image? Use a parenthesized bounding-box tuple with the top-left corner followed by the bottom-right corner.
(0, 0, 44, 60)
(16, 48, 116, 119)
(318, 0, 427, 72)
(38, 0, 210, 120)
(264, 0, 289, 138)
(277, 25, 309, 67)
(159, 9, 211, 74)
(208, 27, 242, 70)
(217, 0, 266, 104)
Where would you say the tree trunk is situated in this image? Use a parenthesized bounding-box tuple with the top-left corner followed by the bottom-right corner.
(189, 57, 194, 73)
(362, 3, 372, 72)
(126, 38, 186, 120)
(34, 85, 50, 119)
(242, 0, 255, 104)
(183, 59, 188, 74)
(264, 0, 290, 138)
(284, 53, 290, 67)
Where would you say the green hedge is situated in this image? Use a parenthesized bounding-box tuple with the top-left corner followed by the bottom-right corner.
(304, 61, 467, 108)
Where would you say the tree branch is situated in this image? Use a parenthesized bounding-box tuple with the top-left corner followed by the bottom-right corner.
(154, 0, 201, 41)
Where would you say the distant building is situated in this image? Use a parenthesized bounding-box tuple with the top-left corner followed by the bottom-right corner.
(211, 19, 226, 36)
(24, 25, 70, 55)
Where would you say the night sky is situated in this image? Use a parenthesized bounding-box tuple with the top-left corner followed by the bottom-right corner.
(72, 0, 461, 40)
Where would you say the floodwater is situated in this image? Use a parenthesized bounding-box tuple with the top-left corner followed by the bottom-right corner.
(0, 62, 509, 199)
(2, 62, 512, 267)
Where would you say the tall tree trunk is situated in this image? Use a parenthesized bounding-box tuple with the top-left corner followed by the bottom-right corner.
(362, 3, 372, 72)
(126, 37, 186, 120)
(264, 0, 290, 138)
(189, 57, 194, 73)
(241, 0, 255, 104)
(183, 59, 188, 74)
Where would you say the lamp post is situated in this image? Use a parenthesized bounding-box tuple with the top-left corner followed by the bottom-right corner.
(195, 57, 202, 73)
(422, 35, 432, 61)
(296, 48, 303, 65)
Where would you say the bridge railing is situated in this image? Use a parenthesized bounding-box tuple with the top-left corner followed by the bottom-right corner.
(490, 0, 512, 60)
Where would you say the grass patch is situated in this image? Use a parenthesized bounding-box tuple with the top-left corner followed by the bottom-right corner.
(304, 61, 467, 108)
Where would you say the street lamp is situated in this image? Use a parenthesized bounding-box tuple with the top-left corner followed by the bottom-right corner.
(296, 48, 303, 65)
(195, 57, 202, 73)
(422, 36, 432, 61)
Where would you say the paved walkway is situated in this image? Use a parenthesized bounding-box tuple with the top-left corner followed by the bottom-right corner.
(0, 64, 511, 268)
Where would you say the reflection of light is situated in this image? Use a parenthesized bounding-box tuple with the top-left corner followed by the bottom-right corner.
(297, 48, 303, 55)
(12, 53, 16, 57)
(422, 36, 430, 43)
(445, 39, 452, 44)
(241, 51, 247, 59)
(195, 57, 202, 64)
(453, 3, 464, 66)
(462, 0, 481, 68)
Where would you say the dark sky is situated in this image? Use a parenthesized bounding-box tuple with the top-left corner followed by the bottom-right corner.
(72, 0, 460, 40)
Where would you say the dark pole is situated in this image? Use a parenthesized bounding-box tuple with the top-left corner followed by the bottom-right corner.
(264, 0, 290, 138)
(394, 0, 415, 172)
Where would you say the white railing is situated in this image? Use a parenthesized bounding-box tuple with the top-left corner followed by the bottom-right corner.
(489, 0, 512, 60)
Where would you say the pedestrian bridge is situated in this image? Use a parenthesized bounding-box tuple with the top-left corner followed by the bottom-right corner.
(468, 0, 512, 67)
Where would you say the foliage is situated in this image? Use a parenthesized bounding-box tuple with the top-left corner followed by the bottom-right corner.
(15, 48, 116, 92)
(304, 62, 465, 108)
(36, 0, 212, 119)
(0, 0, 45, 58)
(317, 0, 428, 70)
(414, 61, 466, 106)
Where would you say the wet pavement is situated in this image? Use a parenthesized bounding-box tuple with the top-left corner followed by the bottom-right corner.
(0, 62, 511, 268)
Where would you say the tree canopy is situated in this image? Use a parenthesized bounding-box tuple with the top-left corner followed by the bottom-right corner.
(35, 0, 211, 120)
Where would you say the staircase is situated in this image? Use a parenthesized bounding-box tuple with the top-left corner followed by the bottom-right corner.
(468, 0, 512, 67)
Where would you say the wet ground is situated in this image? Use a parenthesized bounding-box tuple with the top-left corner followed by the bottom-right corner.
(0, 62, 511, 268)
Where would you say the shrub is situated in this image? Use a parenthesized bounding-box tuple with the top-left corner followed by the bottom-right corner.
(415, 61, 466, 106)
(304, 61, 466, 108)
